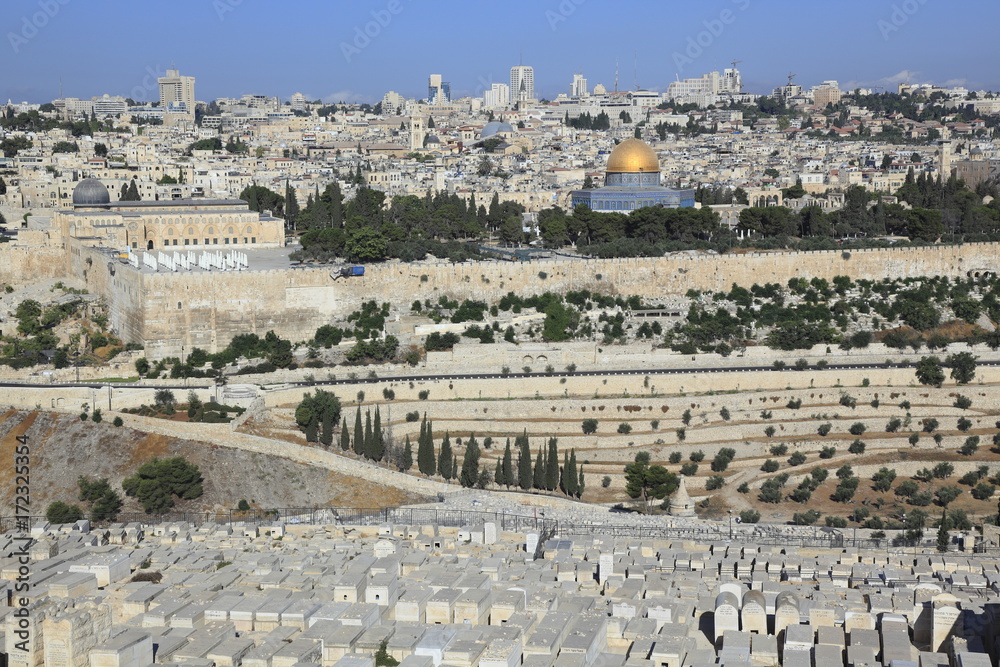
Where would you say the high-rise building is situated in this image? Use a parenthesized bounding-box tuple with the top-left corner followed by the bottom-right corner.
(667, 68, 741, 100)
(290, 92, 307, 112)
(483, 83, 510, 108)
(510, 65, 535, 104)
(381, 91, 406, 114)
(158, 68, 195, 113)
(812, 81, 842, 108)
(428, 74, 451, 104)
(571, 73, 588, 98)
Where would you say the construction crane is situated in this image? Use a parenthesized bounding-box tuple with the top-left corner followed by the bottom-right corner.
(731, 59, 742, 69)
(730, 60, 743, 93)
(787, 72, 797, 86)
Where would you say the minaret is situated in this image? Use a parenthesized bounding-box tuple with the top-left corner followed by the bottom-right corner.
(937, 140, 952, 179)
(410, 115, 425, 152)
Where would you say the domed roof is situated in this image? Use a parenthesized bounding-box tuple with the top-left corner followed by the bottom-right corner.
(606, 138, 660, 174)
(72, 178, 110, 206)
(480, 121, 514, 139)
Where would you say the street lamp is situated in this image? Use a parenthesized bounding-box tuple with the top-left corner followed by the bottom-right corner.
(728, 509, 734, 540)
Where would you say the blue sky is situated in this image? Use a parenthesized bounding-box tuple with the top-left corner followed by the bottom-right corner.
(3, 0, 997, 104)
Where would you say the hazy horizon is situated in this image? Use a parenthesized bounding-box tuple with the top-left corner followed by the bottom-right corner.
(4, 0, 997, 105)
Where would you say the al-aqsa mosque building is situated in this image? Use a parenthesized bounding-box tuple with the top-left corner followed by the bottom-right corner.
(570, 138, 695, 212)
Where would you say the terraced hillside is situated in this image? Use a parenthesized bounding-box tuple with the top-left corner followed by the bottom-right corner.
(267, 367, 1000, 524)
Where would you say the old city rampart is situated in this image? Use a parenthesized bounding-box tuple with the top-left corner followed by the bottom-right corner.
(6, 241, 1000, 358)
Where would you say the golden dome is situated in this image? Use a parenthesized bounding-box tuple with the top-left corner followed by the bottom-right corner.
(605, 138, 660, 173)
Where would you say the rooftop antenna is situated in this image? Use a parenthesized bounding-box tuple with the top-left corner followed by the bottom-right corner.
(614, 58, 619, 93)
(59, 77, 63, 100)
(731, 60, 743, 92)
(633, 50, 639, 90)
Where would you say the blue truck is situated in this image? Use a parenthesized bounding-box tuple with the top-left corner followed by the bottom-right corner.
(333, 266, 365, 279)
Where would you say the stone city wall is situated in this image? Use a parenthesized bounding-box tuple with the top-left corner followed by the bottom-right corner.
(33, 242, 1000, 358)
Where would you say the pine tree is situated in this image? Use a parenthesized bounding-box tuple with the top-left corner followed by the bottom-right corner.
(340, 417, 350, 451)
(501, 439, 513, 487)
(353, 409, 364, 456)
(401, 435, 413, 471)
(460, 434, 480, 488)
(371, 406, 384, 461)
(517, 433, 532, 490)
(545, 438, 559, 491)
(477, 467, 491, 489)
(533, 447, 545, 490)
(363, 410, 373, 459)
(439, 432, 453, 480)
(320, 409, 333, 447)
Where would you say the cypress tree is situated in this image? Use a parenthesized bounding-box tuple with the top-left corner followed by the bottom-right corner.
(517, 432, 532, 490)
(320, 409, 333, 447)
(417, 418, 433, 476)
(501, 439, 513, 487)
(364, 410, 373, 459)
(439, 432, 453, 480)
(284, 180, 299, 228)
(340, 417, 350, 451)
(567, 449, 579, 497)
(353, 409, 363, 456)
(330, 181, 343, 228)
(477, 466, 491, 489)
(533, 447, 545, 490)
(545, 437, 559, 491)
(560, 451, 570, 494)
(494, 459, 503, 485)
(401, 435, 413, 471)
(372, 406, 384, 461)
(936, 508, 951, 553)
(126, 179, 140, 200)
(577, 464, 585, 498)
(460, 434, 480, 488)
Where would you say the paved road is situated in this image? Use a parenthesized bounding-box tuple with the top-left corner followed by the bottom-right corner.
(11, 356, 998, 390)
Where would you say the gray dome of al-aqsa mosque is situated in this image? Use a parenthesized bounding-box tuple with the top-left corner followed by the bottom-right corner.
(72, 178, 110, 207)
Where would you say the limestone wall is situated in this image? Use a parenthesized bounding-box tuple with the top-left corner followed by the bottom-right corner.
(0, 243, 65, 287)
(60, 242, 1000, 358)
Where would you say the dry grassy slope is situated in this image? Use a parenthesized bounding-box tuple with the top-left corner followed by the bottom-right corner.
(0, 411, 422, 516)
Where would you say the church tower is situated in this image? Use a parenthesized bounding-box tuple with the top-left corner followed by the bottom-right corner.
(409, 115, 425, 152)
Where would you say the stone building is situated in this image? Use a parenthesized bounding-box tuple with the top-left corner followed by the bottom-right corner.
(53, 178, 285, 251)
